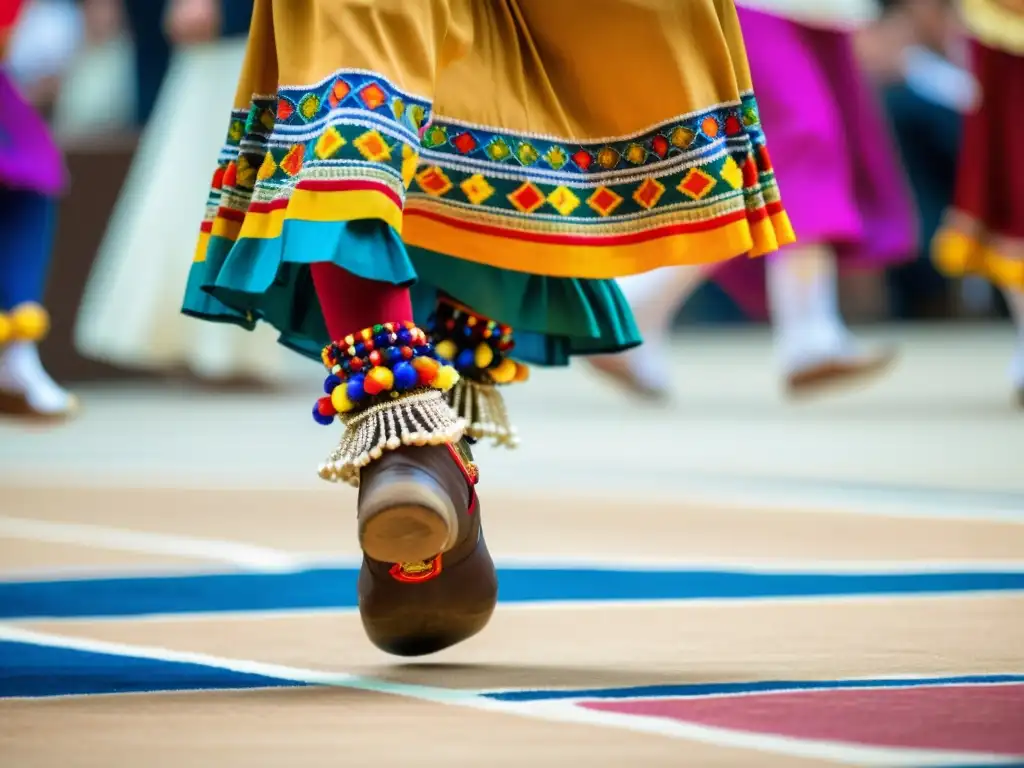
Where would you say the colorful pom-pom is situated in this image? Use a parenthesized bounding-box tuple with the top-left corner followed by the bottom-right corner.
(435, 339, 458, 362)
(513, 361, 530, 382)
(346, 374, 366, 403)
(9, 303, 49, 342)
(434, 364, 459, 391)
(368, 350, 382, 367)
(412, 356, 440, 385)
(455, 348, 475, 371)
(331, 385, 355, 413)
(392, 361, 418, 391)
(323, 374, 342, 394)
(0, 314, 10, 345)
(364, 366, 394, 395)
(349, 357, 363, 372)
(474, 343, 494, 369)
(490, 357, 517, 383)
(317, 396, 336, 416)
(312, 402, 335, 425)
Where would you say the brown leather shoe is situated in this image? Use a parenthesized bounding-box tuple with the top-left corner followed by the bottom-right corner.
(357, 441, 497, 656)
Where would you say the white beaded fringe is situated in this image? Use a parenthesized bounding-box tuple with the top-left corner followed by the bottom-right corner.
(447, 378, 518, 448)
(317, 388, 465, 487)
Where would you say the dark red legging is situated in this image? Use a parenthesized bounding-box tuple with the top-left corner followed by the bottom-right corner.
(310, 262, 413, 340)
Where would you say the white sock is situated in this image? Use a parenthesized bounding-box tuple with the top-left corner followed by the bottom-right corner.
(613, 266, 704, 384)
(1002, 287, 1024, 388)
(0, 342, 75, 414)
(766, 248, 854, 371)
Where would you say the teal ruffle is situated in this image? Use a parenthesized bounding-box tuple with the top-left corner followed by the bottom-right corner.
(182, 220, 641, 366)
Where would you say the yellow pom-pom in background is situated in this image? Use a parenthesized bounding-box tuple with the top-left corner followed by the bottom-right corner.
(513, 362, 530, 382)
(433, 365, 459, 391)
(10, 303, 50, 342)
(330, 385, 355, 413)
(490, 357, 517, 383)
(474, 343, 494, 369)
(0, 314, 11, 346)
(434, 339, 458, 362)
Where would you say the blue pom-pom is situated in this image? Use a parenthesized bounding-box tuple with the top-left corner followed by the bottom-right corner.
(456, 348, 475, 371)
(312, 403, 334, 426)
(393, 361, 418, 391)
(397, 328, 413, 345)
(415, 344, 433, 358)
(462, 325, 473, 336)
(354, 342, 366, 356)
(323, 374, 342, 394)
(346, 374, 366, 402)
(383, 346, 403, 364)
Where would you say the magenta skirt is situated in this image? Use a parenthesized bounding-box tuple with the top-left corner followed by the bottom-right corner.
(0, 70, 66, 195)
(712, 9, 916, 319)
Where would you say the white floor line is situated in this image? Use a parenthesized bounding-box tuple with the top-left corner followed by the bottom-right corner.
(0, 624, 1018, 767)
(0, 516, 302, 572)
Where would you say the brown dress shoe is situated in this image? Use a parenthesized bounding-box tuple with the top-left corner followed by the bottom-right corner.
(357, 441, 497, 656)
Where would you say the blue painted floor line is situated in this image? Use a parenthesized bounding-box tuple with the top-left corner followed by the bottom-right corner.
(2, 567, 1023, 620)
(482, 674, 1024, 702)
(0, 640, 306, 698)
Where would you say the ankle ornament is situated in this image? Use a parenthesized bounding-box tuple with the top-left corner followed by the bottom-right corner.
(314, 321, 465, 486)
(427, 299, 528, 448)
(0, 303, 50, 346)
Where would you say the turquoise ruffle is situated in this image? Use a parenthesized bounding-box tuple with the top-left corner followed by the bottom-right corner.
(182, 220, 641, 366)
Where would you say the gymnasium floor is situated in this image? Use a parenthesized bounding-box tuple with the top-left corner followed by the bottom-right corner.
(1, 325, 1023, 767)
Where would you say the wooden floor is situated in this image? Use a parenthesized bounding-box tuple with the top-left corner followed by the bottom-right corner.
(1, 326, 1023, 767)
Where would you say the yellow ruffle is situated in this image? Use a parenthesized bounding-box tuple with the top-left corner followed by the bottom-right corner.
(0, 303, 51, 344)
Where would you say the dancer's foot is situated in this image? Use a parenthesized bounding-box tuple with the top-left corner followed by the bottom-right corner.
(783, 339, 897, 398)
(314, 322, 496, 655)
(586, 348, 671, 403)
(0, 341, 79, 420)
(357, 441, 495, 656)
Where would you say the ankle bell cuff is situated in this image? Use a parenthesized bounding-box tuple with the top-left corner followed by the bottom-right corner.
(427, 299, 527, 448)
(312, 322, 465, 486)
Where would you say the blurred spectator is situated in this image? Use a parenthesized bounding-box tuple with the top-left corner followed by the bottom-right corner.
(858, 0, 979, 318)
(74, 0, 297, 388)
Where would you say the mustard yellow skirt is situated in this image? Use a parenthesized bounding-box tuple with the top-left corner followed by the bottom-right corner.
(184, 0, 794, 364)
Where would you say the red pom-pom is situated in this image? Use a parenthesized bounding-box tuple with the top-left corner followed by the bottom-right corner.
(401, 346, 413, 359)
(349, 357, 364, 371)
(368, 350, 382, 366)
(317, 396, 336, 416)
(364, 339, 375, 352)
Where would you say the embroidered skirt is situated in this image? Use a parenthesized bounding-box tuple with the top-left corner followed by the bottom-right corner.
(933, 40, 1024, 290)
(709, 8, 916, 319)
(183, 0, 795, 364)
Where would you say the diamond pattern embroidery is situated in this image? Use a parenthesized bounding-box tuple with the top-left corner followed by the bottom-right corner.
(486, 138, 512, 162)
(314, 127, 346, 159)
(678, 168, 716, 200)
(587, 187, 623, 217)
(546, 186, 581, 216)
(359, 82, 388, 110)
(415, 167, 453, 197)
(279, 146, 304, 177)
(256, 151, 277, 181)
(401, 144, 419, 189)
(508, 182, 545, 214)
(353, 130, 392, 162)
(460, 174, 495, 205)
(327, 79, 350, 108)
(632, 178, 665, 210)
(719, 155, 743, 190)
(298, 94, 320, 121)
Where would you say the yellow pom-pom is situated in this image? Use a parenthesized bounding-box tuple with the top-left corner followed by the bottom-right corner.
(433, 365, 460, 391)
(434, 339, 458, 362)
(0, 314, 11, 345)
(513, 361, 530, 382)
(474, 343, 494, 369)
(365, 365, 395, 394)
(10, 303, 49, 342)
(330, 385, 355, 413)
(490, 357, 517, 383)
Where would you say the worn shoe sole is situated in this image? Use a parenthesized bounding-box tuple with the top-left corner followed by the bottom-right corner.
(358, 473, 458, 564)
(785, 348, 897, 399)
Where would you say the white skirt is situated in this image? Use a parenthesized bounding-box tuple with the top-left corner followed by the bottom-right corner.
(74, 40, 296, 383)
